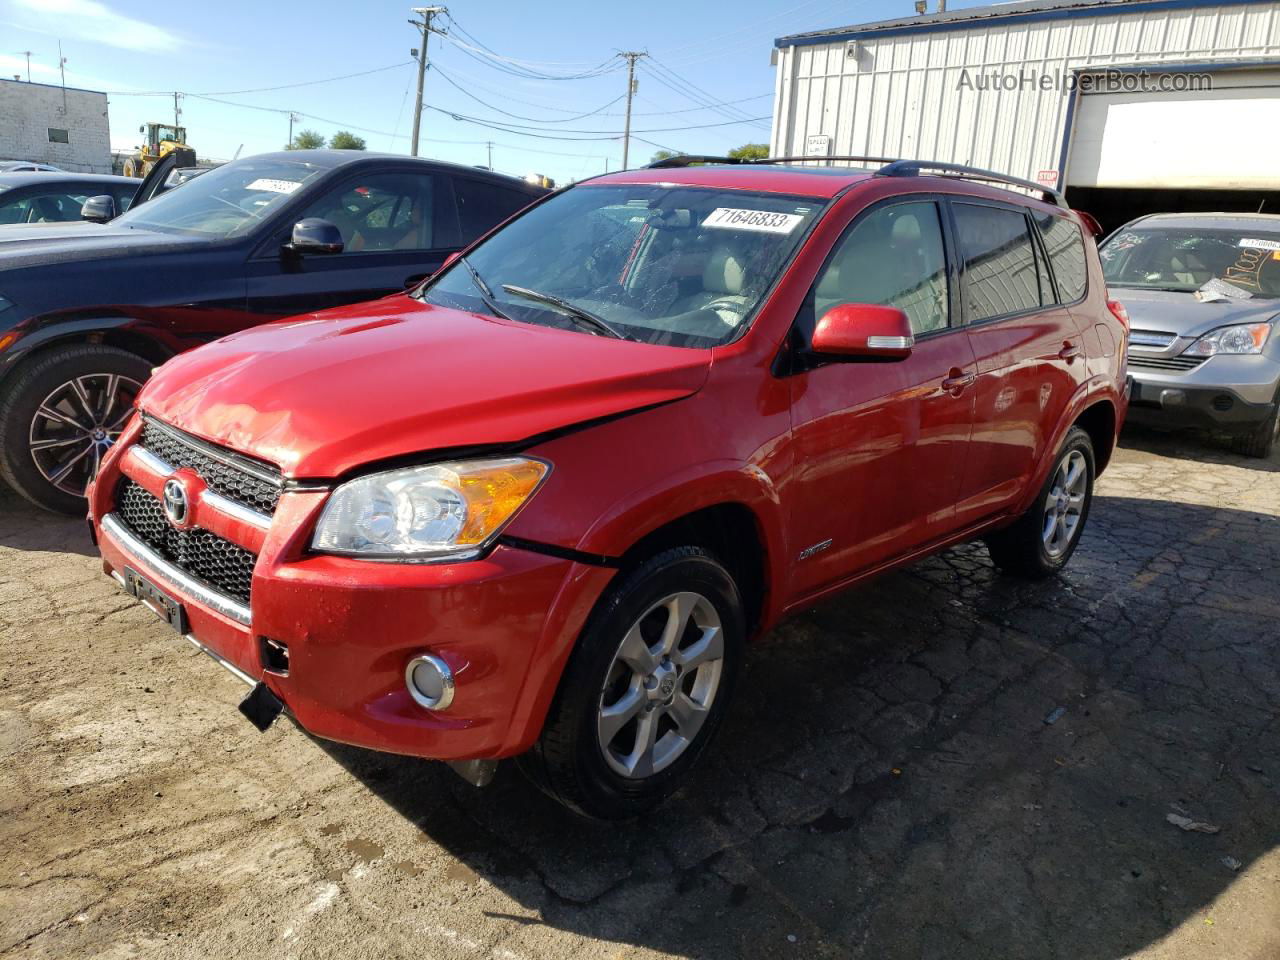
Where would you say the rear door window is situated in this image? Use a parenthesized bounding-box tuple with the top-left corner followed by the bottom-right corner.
(452, 178, 538, 245)
(953, 203, 1045, 322)
(1034, 212, 1088, 303)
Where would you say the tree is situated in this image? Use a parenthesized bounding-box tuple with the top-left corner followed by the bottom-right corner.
(287, 129, 325, 150)
(329, 131, 367, 151)
(650, 149, 677, 163)
(728, 143, 769, 161)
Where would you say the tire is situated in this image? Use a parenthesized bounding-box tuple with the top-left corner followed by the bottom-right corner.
(985, 426, 1096, 580)
(520, 546, 745, 819)
(1230, 396, 1279, 459)
(0, 344, 149, 514)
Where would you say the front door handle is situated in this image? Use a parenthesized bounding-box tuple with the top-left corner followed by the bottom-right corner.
(942, 370, 976, 394)
(1059, 341, 1081, 362)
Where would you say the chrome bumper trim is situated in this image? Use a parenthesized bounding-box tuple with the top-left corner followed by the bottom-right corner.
(201, 488, 272, 530)
(131, 446, 175, 477)
(183, 631, 257, 687)
(102, 513, 253, 626)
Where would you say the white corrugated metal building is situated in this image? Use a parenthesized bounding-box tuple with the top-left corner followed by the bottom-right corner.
(771, 0, 1280, 228)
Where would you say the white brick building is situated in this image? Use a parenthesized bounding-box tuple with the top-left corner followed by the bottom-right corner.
(0, 78, 111, 174)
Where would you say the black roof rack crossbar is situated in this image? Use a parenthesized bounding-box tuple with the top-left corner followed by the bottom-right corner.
(877, 159, 1067, 208)
(645, 155, 746, 169)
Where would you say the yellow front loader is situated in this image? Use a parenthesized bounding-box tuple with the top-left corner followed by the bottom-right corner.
(122, 123, 196, 178)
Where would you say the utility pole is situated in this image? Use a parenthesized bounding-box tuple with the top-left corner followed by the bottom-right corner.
(486, 141, 492, 169)
(20, 51, 31, 82)
(409, 6, 446, 157)
(173, 91, 182, 131)
(619, 51, 646, 170)
(288, 112, 299, 147)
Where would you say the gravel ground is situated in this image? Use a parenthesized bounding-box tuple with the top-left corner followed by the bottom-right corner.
(1, 426, 1278, 960)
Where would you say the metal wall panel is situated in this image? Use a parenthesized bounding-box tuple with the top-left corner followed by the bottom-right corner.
(772, 2, 1280, 185)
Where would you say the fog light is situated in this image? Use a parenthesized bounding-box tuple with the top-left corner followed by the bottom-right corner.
(405, 654, 455, 711)
(1160, 389, 1186, 407)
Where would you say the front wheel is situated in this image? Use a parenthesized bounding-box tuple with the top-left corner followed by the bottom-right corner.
(1231, 395, 1279, 459)
(520, 546, 744, 819)
(0, 345, 148, 513)
(985, 426, 1096, 579)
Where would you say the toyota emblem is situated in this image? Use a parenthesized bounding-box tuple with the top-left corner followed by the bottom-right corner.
(162, 477, 189, 526)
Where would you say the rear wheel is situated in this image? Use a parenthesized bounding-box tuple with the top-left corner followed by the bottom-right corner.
(520, 546, 744, 819)
(0, 344, 147, 513)
(985, 427, 1095, 579)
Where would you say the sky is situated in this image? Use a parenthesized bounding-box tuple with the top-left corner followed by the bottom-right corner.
(1, 0, 980, 184)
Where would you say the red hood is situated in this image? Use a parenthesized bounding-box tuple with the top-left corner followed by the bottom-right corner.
(138, 295, 710, 478)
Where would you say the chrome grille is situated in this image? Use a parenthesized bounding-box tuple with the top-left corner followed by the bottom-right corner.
(1128, 329, 1177, 349)
(1127, 355, 1206, 372)
(139, 419, 282, 515)
(116, 479, 256, 605)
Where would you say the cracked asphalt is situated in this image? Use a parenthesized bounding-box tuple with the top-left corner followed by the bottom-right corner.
(2, 426, 1278, 960)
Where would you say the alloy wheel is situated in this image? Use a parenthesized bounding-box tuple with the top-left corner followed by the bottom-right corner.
(597, 591, 725, 779)
(1042, 449, 1088, 559)
(28, 373, 140, 497)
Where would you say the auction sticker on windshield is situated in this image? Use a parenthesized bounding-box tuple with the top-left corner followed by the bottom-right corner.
(246, 178, 302, 194)
(703, 208, 804, 234)
(1238, 238, 1280, 251)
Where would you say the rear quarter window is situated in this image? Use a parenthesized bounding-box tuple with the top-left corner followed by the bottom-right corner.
(1035, 213, 1089, 303)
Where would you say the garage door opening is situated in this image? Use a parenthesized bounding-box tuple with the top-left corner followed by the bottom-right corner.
(1065, 187, 1280, 237)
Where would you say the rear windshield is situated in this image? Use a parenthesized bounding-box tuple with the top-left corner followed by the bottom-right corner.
(1101, 226, 1280, 298)
(420, 183, 826, 348)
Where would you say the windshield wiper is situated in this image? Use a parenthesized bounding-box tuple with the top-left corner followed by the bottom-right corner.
(459, 256, 512, 321)
(501, 284, 629, 340)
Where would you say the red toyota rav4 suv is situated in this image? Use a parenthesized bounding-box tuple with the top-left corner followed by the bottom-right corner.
(89, 157, 1129, 818)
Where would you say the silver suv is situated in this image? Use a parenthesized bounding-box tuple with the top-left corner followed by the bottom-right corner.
(1101, 213, 1280, 458)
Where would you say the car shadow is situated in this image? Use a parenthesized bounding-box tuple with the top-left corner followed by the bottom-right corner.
(0, 482, 97, 557)
(1120, 422, 1280, 472)
(312, 494, 1280, 959)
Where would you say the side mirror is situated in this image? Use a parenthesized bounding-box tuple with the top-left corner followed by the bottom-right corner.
(80, 195, 116, 223)
(284, 218, 344, 255)
(810, 303, 914, 360)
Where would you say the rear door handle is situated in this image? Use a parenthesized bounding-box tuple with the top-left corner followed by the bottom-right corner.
(942, 370, 976, 393)
(1059, 342, 1081, 362)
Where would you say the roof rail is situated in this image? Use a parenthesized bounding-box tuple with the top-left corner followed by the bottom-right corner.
(877, 159, 1067, 208)
(645, 154, 745, 169)
(642, 154, 1068, 208)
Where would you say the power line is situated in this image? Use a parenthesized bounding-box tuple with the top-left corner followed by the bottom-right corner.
(643, 57, 765, 126)
(106, 61, 414, 97)
(432, 64, 625, 123)
(425, 103, 771, 138)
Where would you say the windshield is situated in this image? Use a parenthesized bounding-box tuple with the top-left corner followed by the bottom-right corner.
(113, 157, 326, 239)
(1101, 226, 1280, 298)
(419, 184, 826, 348)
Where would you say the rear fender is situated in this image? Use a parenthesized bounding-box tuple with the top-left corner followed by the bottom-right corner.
(1012, 378, 1120, 517)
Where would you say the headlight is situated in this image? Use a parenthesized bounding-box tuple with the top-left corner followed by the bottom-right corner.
(1183, 321, 1273, 357)
(312, 457, 549, 561)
